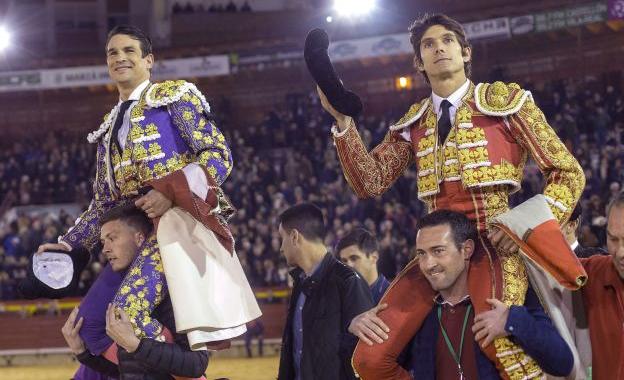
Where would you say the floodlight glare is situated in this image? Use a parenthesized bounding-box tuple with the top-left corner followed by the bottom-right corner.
(334, 0, 376, 17)
(0, 26, 10, 51)
(326, 16, 333, 23)
(398, 77, 408, 88)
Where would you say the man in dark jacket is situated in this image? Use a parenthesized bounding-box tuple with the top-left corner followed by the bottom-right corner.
(277, 203, 373, 380)
(336, 228, 390, 304)
(61, 205, 208, 379)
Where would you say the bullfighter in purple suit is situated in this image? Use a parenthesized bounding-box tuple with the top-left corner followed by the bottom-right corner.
(36, 25, 236, 377)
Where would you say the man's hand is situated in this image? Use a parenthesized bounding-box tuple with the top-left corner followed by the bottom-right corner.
(135, 189, 172, 219)
(348, 303, 390, 346)
(487, 227, 519, 255)
(62, 307, 86, 355)
(472, 298, 510, 348)
(316, 86, 350, 128)
(37, 242, 71, 254)
(106, 304, 140, 353)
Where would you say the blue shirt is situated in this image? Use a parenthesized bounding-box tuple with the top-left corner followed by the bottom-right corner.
(369, 274, 391, 304)
(293, 262, 322, 380)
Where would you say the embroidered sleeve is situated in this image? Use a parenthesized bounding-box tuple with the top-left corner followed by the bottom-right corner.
(507, 98, 585, 223)
(60, 143, 118, 251)
(333, 120, 413, 198)
(168, 90, 233, 185)
(113, 235, 166, 341)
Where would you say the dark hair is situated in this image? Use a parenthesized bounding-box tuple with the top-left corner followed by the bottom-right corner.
(106, 25, 153, 57)
(569, 202, 582, 222)
(416, 209, 477, 250)
(100, 204, 153, 238)
(408, 13, 472, 84)
(607, 190, 624, 217)
(568, 202, 583, 235)
(335, 228, 379, 257)
(279, 203, 325, 243)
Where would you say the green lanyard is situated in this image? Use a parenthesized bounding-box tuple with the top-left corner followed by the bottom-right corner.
(437, 303, 473, 379)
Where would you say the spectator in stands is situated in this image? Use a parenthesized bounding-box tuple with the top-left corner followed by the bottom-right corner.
(579, 190, 624, 379)
(61, 205, 208, 379)
(225, 0, 237, 12)
(336, 228, 390, 304)
(277, 203, 372, 380)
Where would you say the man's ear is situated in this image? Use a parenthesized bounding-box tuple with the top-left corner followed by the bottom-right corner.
(145, 53, 154, 70)
(462, 46, 472, 63)
(134, 231, 146, 247)
(291, 229, 300, 246)
(565, 219, 580, 237)
(462, 239, 475, 261)
(370, 251, 380, 263)
(414, 55, 425, 72)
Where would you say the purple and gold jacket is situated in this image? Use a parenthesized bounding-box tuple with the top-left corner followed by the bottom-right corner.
(61, 80, 232, 251)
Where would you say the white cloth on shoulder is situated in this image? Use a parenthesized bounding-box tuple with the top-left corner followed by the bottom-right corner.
(157, 207, 262, 351)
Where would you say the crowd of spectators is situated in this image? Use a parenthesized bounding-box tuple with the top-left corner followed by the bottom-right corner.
(0, 75, 622, 300)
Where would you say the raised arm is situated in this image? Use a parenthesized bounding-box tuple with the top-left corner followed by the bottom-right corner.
(318, 87, 413, 198)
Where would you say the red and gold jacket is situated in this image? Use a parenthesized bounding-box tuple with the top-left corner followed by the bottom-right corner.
(333, 81, 585, 229)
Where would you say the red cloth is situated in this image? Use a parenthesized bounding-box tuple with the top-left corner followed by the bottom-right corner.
(494, 219, 587, 290)
(149, 168, 234, 255)
(580, 255, 624, 380)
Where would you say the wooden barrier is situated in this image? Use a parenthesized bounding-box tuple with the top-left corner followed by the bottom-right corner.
(0, 302, 288, 352)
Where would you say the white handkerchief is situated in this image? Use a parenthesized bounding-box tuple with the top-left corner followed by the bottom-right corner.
(33, 252, 74, 290)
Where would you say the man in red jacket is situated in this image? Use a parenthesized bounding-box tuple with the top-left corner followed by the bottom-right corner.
(581, 190, 624, 379)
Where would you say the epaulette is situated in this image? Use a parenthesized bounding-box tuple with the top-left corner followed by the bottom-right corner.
(474, 81, 533, 116)
(87, 110, 115, 144)
(145, 80, 211, 112)
(389, 98, 431, 131)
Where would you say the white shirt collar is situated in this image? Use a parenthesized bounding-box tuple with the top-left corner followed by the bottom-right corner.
(118, 80, 150, 104)
(571, 240, 579, 251)
(431, 79, 470, 114)
(434, 293, 471, 307)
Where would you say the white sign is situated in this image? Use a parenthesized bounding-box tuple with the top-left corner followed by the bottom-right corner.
(463, 17, 511, 40)
(329, 33, 412, 62)
(510, 15, 535, 35)
(0, 55, 230, 93)
(327, 16, 512, 63)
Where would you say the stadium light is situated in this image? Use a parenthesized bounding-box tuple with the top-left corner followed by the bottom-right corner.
(0, 26, 11, 52)
(334, 0, 376, 18)
(396, 76, 413, 90)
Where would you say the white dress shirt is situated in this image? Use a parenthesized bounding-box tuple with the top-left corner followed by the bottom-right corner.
(400, 79, 471, 142)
